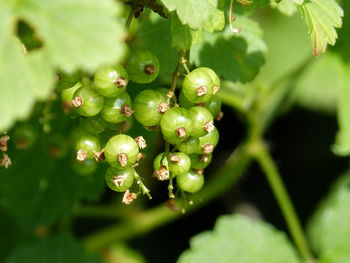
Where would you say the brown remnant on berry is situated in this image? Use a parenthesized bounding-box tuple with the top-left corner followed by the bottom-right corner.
(170, 154, 180, 163)
(72, 96, 83, 108)
(0, 135, 10, 152)
(136, 152, 145, 162)
(213, 85, 219, 94)
(196, 102, 206, 107)
(200, 154, 209, 163)
(112, 174, 127, 187)
(158, 102, 169, 113)
(194, 168, 204, 175)
(118, 152, 128, 167)
(115, 77, 128, 88)
(146, 125, 159, 131)
(153, 166, 169, 181)
(144, 64, 156, 75)
(122, 190, 137, 205)
(203, 143, 214, 154)
(176, 127, 186, 138)
(166, 199, 178, 212)
(216, 111, 224, 121)
(196, 86, 208, 96)
(76, 149, 88, 161)
(135, 136, 147, 149)
(0, 154, 12, 168)
(204, 121, 215, 133)
(94, 149, 105, 162)
(121, 104, 134, 117)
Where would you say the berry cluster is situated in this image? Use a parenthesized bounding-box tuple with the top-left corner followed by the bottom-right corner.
(59, 50, 222, 204)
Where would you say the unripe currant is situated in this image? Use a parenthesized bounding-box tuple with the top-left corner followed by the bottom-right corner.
(104, 134, 139, 169)
(182, 69, 214, 103)
(168, 152, 191, 175)
(194, 67, 220, 94)
(72, 85, 104, 117)
(75, 135, 101, 161)
(189, 153, 212, 170)
(176, 137, 200, 155)
(134, 90, 169, 126)
(196, 127, 219, 154)
(94, 65, 128, 97)
(126, 50, 160, 84)
(160, 107, 193, 144)
(206, 95, 223, 120)
(12, 124, 38, 150)
(56, 70, 81, 91)
(101, 91, 133, 123)
(189, 106, 214, 137)
(177, 170, 204, 193)
(80, 116, 107, 135)
(153, 152, 170, 181)
(61, 83, 81, 110)
(72, 159, 98, 175)
(105, 166, 135, 192)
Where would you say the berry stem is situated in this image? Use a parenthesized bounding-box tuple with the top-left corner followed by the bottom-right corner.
(134, 170, 152, 199)
(181, 56, 190, 74)
(125, 7, 135, 31)
(167, 51, 182, 104)
(165, 142, 175, 198)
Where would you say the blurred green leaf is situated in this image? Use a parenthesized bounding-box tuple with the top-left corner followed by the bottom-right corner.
(177, 214, 301, 263)
(307, 170, 350, 262)
(275, 0, 298, 16)
(5, 233, 102, 263)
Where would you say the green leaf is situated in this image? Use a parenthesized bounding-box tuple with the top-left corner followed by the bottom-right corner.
(332, 63, 350, 156)
(293, 52, 343, 113)
(5, 233, 102, 263)
(298, 0, 343, 56)
(177, 214, 301, 263)
(307, 170, 350, 262)
(275, 0, 298, 16)
(159, 0, 217, 29)
(191, 15, 267, 83)
(170, 15, 202, 50)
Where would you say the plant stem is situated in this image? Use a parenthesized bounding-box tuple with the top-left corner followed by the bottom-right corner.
(125, 7, 135, 31)
(167, 51, 182, 104)
(253, 141, 314, 262)
(134, 171, 152, 199)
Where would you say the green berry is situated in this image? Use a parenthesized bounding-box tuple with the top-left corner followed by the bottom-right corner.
(196, 127, 219, 154)
(179, 90, 196, 109)
(101, 91, 133, 123)
(194, 67, 220, 94)
(206, 95, 222, 119)
(56, 70, 81, 91)
(177, 170, 204, 193)
(189, 106, 214, 137)
(153, 152, 170, 180)
(12, 124, 38, 150)
(80, 116, 107, 135)
(134, 90, 169, 126)
(168, 152, 191, 175)
(75, 135, 101, 161)
(126, 50, 160, 84)
(189, 154, 212, 170)
(182, 69, 214, 103)
(160, 107, 193, 144)
(176, 137, 200, 155)
(72, 85, 104, 117)
(105, 166, 135, 192)
(72, 159, 98, 175)
(104, 134, 139, 169)
(94, 65, 128, 97)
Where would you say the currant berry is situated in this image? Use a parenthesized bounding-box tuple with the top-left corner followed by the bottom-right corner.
(56, 70, 81, 91)
(196, 127, 219, 154)
(179, 90, 195, 108)
(189, 106, 214, 137)
(168, 152, 191, 175)
(104, 134, 139, 169)
(75, 135, 101, 161)
(205, 95, 222, 119)
(126, 50, 160, 84)
(177, 170, 204, 193)
(94, 65, 128, 97)
(190, 153, 212, 170)
(160, 107, 193, 144)
(105, 166, 135, 192)
(72, 159, 98, 175)
(72, 85, 104, 117)
(153, 152, 170, 181)
(182, 69, 214, 103)
(134, 90, 169, 126)
(61, 83, 81, 111)
(194, 67, 220, 94)
(12, 124, 38, 149)
(176, 136, 200, 155)
(80, 116, 107, 135)
(101, 91, 133, 123)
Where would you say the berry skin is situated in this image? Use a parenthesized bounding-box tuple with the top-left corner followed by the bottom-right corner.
(94, 65, 128, 97)
(56, 70, 81, 91)
(177, 170, 204, 193)
(101, 91, 133, 123)
(75, 135, 101, 161)
(196, 127, 219, 154)
(104, 134, 139, 169)
(153, 152, 170, 180)
(168, 152, 191, 175)
(189, 153, 212, 170)
(72, 159, 98, 175)
(160, 107, 193, 144)
(80, 116, 107, 135)
(134, 90, 169, 126)
(179, 90, 195, 108)
(205, 95, 222, 119)
(176, 137, 200, 155)
(189, 106, 214, 137)
(72, 85, 104, 117)
(126, 50, 160, 84)
(182, 69, 214, 103)
(194, 67, 220, 94)
(105, 166, 135, 192)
